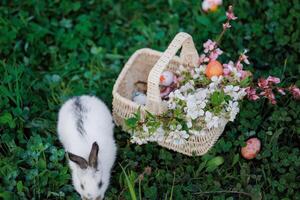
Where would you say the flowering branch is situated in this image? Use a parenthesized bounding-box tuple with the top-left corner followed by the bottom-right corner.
(199, 5, 237, 65)
(245, 76, 300, 104)
(216, 5, 237, 44)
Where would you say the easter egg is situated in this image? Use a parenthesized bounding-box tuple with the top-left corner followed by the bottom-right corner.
(205, 60, 223, 79)
(160, 71, 174, 86)
(202, 0, 220, 12)
(132, 91, 147, 105)
(241, 138, 261, 160)
(209, 4, 218, 12)
(134, 81, 147, 93)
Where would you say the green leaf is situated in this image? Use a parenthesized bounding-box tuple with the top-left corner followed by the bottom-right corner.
(0, 191, 12, 200)
(125, 117, 138, 129)
(206, 156, 224, 172)
(232, 154, 240, 167)
(240, 76, 251, 87)
(0, 112, 15, 128)
(0, 112, 12, 124)
(17, 181, 23, 193)
(210, 91, 225, 107)
(196, 16, 211, 26)
(125, 108, 141, 130)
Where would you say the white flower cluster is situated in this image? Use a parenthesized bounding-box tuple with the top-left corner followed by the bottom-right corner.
(165, 124, 189, 145)
(224, 85, 246, 101)
(204, 111, 222, 129)
(166, 76, 246, 144)
(131, 124, 165, 145)
(223, 85, 246, 121)
(130, 66, 247, 146)
(208, 76, 223, 92)
(185, 88, 208, 120)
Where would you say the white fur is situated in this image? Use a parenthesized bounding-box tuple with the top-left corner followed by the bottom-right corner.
(57, 95, 117, 199)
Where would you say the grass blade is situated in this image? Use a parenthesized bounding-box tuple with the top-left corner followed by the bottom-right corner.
(119, 164, 137, 200)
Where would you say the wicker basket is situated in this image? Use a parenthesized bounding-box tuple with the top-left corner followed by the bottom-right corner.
(112, 32, 228, 156)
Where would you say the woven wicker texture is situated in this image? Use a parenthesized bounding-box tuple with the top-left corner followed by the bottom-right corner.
(112, 32, 228, 156)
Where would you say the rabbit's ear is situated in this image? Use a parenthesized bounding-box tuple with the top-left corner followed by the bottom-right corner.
(88, 142, 99, 169)
(68, 152, 88, 169)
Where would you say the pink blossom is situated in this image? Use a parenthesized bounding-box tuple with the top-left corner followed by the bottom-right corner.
(223, 58, 251, 80)
(240, 70, 251, 80)
(270, 99, 277, 105)
(223, 22, 231, 30)
(277, 88, 286, 95)
(203, 39, 216, 53)
(172, 76, 182, 89)
(199, 54, 210, 64)
(236, 61, 243, 70)
(223, 61, 234, 76)
(226, 5, 237, 20)
(289, 85, 300, 100)
(223, 68, 231, 77)
(209, 48, 223, 61)
(223, 61, 235, 69)
(266, 76, 280, 84)
(257, 76, 281, 90)
(240, 53, 250, 65)
(260, 88, 277, 104)
(236, 50, 250, 69)
(173, 76, 178, 83)
(245, 87, 260, 101)
(258, 78, 269, 89)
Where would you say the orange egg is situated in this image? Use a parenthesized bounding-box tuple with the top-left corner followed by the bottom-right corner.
(209, 4, 218, 12)
(205, 60, 223, 79)
(241, 138, 261, 160)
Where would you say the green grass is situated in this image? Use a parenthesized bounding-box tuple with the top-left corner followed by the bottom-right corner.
(0, 0, 300, 199)
(120, 164, 138, 200)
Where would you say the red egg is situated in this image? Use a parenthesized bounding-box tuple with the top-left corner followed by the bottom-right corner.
(241, 138, 261, 160)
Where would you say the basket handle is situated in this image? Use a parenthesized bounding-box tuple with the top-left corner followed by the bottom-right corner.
(146, 32, 199, 114)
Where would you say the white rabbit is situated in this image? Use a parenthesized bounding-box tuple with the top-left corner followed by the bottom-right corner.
(57, 95, 117, 200)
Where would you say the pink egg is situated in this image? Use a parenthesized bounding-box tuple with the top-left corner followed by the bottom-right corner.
(241, 138, 261, 160)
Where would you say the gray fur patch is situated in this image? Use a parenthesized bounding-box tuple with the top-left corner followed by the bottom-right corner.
(73, 97, 86, 135)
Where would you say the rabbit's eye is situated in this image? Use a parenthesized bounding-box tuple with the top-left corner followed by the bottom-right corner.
(80, 183, 84, 190)
(98, 181, 103, 188)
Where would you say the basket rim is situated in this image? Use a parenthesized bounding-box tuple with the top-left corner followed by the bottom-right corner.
(112, 48, 183, 109)
(112, 48, 161, 96)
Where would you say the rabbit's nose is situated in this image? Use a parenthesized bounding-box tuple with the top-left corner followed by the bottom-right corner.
(95, 196, 102, 200)
(82, 196, 92, 200)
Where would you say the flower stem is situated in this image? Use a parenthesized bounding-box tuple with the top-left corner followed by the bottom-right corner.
(216, 19, 230, 45)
